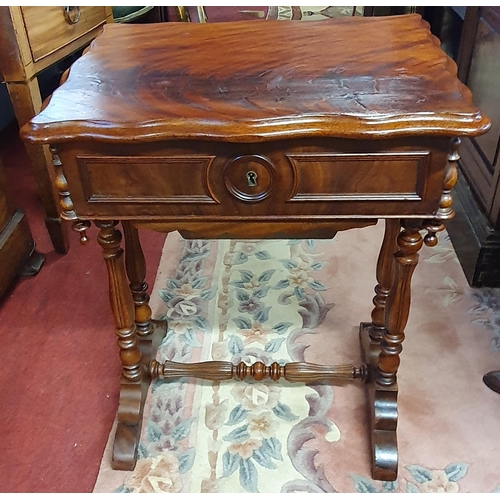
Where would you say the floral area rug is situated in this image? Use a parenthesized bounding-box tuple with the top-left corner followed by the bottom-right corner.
(93, 222, 500, 493)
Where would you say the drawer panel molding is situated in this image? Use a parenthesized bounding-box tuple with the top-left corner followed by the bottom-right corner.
(286, 151, 430, 202)
(77, 155, 218, 204)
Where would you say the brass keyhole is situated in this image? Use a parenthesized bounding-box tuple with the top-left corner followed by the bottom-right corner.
(246, 170, 258, 187)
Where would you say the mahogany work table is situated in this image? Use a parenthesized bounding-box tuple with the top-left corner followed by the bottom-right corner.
(21, 15, 489, 481)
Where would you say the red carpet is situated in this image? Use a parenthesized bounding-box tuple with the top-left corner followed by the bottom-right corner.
(0, 122, 165, 492)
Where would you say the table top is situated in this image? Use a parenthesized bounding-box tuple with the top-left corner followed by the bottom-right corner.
(22, 14, 489, 144)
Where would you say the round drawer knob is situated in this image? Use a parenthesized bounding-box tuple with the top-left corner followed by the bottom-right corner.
(224, 155, 275, 202)
(63, 6, 81, 24)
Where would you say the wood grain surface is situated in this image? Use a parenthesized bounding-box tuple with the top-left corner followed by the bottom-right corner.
(21, 14, 489, 144)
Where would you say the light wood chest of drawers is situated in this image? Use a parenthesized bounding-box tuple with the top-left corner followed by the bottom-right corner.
(0, 6, 113, 254)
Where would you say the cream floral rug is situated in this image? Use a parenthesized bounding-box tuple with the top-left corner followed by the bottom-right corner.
(93, 222, 500, 493)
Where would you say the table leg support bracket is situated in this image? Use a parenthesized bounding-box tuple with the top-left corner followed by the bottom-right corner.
(149, 359, 368, 384)
(111, 319, 167, 471)
(360, 321, 398, 481)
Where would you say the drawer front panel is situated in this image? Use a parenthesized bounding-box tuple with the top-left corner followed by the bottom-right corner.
(287, 152, 429, 202)
(77, 155, 217, 204)
(60, 138, 448, 220)
(21, 6, 108, 63)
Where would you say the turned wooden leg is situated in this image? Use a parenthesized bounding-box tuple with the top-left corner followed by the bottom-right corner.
(96, 221, 148, 471)
(360, 219, 423, 481)
(97, 221, 143, 382)
(360, 219, 399, 477)
(96, 220, 166, 470)
(370, 219, 400, 346)
(378, 220, 422, 387)
(122, 221, 154, 337)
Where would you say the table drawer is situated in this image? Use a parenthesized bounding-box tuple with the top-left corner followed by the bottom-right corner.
(76, 151, 429, 206)
(64, 138, 447, 220)
(21, 6, 108, 63)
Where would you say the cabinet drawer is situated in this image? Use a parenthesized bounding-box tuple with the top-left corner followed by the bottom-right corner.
(21, 6, 108, 63)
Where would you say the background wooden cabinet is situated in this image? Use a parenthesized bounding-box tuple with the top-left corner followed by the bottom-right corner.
(427, 7, 500, 287)
(0, 6, 113, 254)
(0, 154, 43, 299)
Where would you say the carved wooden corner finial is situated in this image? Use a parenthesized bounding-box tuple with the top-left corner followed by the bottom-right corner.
(437, 136, 460, 220)
(423, 137, 461, 247)
(49, 146, 77, 221)
(50, 146, 90, 245)
(71, 220, 91, 244)
(422, 218, 444, 247)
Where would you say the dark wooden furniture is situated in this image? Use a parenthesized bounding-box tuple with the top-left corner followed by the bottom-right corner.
(0, 6, 113, 254)
(0, 155, 44, 299)
(21, 15, 489, 481)
(427, 7, 500, 287)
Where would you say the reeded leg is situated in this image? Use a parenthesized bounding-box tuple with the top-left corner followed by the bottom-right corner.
(122, 221, 154, 336)
(97, 221, 143, 382)
(369, 219, 400, 349)
(360, 219, 423, 481)
(378, 220, 422, 387)
(97, 220, 167, 470)
(96, 221, 148, 471)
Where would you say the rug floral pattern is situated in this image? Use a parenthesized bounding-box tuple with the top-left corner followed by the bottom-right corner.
(93, 224, 500, 493)
(116, 239, 340, 493)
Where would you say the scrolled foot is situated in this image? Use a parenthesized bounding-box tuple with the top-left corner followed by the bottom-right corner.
(371, 389, 398, 481)
(360, 322, 398, 481)
(111, 320, 167, 471)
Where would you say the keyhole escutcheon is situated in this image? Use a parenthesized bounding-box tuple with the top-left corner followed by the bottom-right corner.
(246, 170, 258, 187)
